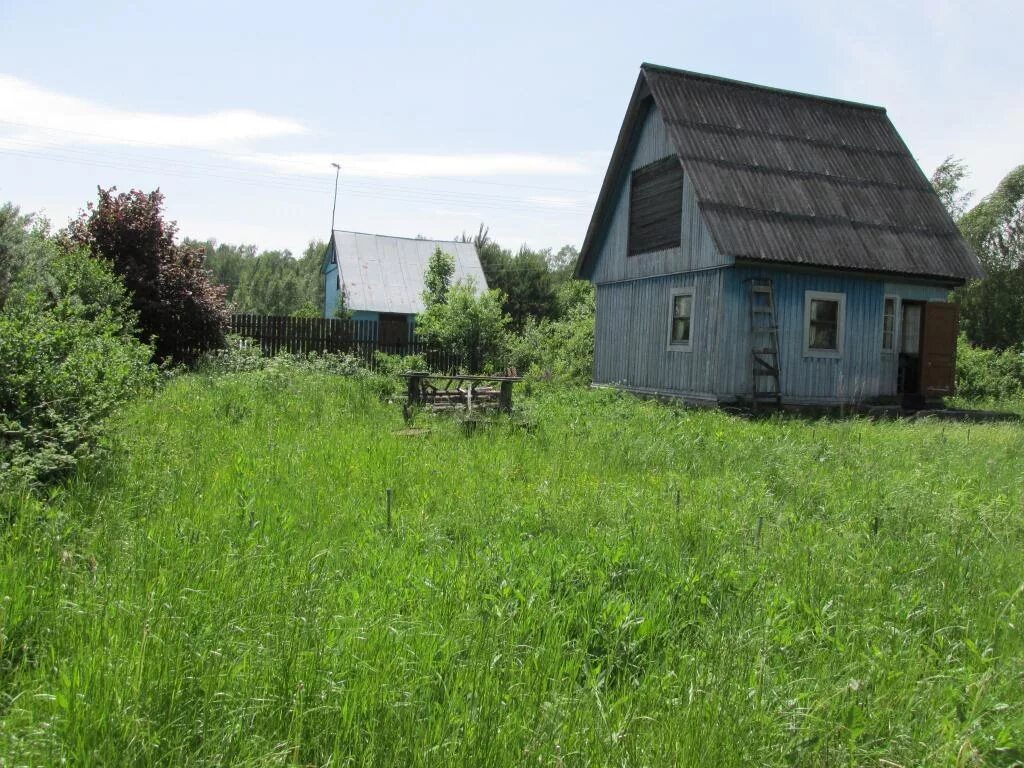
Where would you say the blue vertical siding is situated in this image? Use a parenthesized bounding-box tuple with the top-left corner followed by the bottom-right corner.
(716, 267, 951, 403)
(594, 269, 725, 399)
(719, 266, 885, 402)
(587, 104, 730, 284)
(323, 240, 340, 318)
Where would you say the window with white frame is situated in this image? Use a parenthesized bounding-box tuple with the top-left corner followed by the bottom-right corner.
(803, 291, 845, 357)
(668, 288, 694, 349)
(882, 295, 898, 352)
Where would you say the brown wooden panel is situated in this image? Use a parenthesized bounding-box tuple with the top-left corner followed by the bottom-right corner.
(628, 156, 683, 255)
(920, 301, 958, 397)
(379, 313, 408, 347)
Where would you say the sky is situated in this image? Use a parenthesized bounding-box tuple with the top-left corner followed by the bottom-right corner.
(1, 0, 1021, 256)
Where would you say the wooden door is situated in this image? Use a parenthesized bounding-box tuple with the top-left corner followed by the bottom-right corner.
(378, 313, 409, 348)
(919, 302, 958, 398)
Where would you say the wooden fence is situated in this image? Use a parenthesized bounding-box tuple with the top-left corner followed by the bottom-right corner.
(202, 314, 463, 372)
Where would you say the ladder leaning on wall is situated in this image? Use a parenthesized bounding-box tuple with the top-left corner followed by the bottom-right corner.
(749, 278, 782, 408)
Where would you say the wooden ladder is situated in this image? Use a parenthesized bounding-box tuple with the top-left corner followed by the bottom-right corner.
(749, 278, 781, 408)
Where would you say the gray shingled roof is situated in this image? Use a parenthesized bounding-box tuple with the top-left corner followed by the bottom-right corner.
(579, 64, 983, 283)
(330, 230, 487, 315)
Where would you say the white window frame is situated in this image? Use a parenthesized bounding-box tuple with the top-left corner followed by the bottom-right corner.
(881, 294, 899, 354)
(803, 290, 846, 358)
(667, 287, 695, 352)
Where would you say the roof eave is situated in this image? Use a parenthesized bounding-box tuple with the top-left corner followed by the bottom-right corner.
(320, 232, 336, 275)
(575, 71, 653, 279)
(732, 256, 975, 287)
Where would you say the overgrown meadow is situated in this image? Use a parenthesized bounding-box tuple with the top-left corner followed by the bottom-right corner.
(2, 371, 1023, 766)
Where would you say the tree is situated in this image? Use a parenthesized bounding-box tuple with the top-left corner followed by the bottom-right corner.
(423, 246, 455, 307)
(233, 250, 306, 315)
(930, 156, 974, 221)
(64, 187, 229, 362)
(194, 240, 258, 302)
(192, 238, 325, 316)
(502, 246, 557, 327)
(955, 165, 1024, 348)
(548, 244, 580, 281)
(417, 247, 511, 372)
(458, 224, 578, 329)
(0, 203, 31, 310)
(298, 239, 327, 313)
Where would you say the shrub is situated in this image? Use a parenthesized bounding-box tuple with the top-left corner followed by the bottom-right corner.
(1, 249, 156, 492)
(373, 351, 429, 378)
(955, 335, 1024, 402)
(416, 248, 512, 373)
(64, 187, 229, 363)
(510, 281, 595, 385)
(199, 338, 363, 377)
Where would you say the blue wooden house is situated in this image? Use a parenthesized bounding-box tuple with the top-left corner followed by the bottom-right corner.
(322, 230, 487, 345)
(576, 64, 984, 406)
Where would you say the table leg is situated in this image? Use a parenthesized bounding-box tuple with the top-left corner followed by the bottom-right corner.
(407, 376, 421, 406)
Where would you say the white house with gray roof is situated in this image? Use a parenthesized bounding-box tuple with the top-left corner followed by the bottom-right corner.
(322, 230, 487, 345)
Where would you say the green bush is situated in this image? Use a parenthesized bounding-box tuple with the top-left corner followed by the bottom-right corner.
(955, 335, 1024, 402)
(199, 338, 363, 376)
(416, 248, 512, 373)
(1, 249, 156, 492)
(197, 339, 404, 400)
(373, 351, 428, 377)
(510, 281, 595, 385)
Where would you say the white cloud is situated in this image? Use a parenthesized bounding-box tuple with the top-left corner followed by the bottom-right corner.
(0, 74, 307, 150)
(0, 74, 592, 181)
(235, 151, 590, 179)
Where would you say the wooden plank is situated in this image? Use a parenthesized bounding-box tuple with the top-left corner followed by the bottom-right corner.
(920, 302, 958, 398)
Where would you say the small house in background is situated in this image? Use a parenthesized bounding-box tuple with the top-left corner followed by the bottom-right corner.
(322, 230, 487, 345)
(576, 63, 984, 407)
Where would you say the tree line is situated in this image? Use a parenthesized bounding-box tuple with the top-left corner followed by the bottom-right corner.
(190, 222, 583, 327)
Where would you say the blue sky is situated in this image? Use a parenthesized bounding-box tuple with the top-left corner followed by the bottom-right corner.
(1, 0, 1021, 255)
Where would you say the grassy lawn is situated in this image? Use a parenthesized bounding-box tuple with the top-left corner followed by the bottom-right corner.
(2, 371, 1023, 766)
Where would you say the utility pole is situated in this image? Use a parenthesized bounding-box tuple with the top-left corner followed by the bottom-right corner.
(330, 162, 341, 230)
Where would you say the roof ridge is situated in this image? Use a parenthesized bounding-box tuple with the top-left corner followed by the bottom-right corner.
(641, 62, 887, 113)
(333, 229, 472, 246)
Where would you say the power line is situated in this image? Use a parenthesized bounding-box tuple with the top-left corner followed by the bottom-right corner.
(0, 139, 593, 212)
(0, 145, 593, 216)
(0, 119, 597, 194)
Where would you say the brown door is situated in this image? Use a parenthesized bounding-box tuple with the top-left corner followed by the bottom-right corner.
(378, 313, 409, 348)
(919, 302, 958, 398)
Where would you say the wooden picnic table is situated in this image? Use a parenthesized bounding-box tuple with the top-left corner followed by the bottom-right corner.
(399, 371, 522, 414)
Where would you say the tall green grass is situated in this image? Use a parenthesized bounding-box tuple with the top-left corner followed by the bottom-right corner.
(2, 371, 1023, 766)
